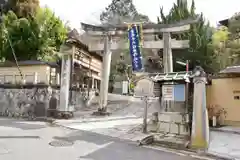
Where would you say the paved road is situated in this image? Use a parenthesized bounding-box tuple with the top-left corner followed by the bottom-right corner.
(0, 118, 205, 160)
(209, 130, 240, 159)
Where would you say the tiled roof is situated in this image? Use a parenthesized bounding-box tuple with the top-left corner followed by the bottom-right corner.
(67, 29, 102, 60)
(219, 18, 229, 27)
(151, 71, 192, 82)
(220, 65, 240, 73)
(0, 60, 58, 67)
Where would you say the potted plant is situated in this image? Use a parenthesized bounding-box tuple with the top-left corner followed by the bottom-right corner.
(207, 104, 227, 127)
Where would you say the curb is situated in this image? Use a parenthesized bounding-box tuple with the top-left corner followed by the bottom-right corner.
(51, 121, 237, 160)
(210, 128, 240, 135)
(205, 152, 236, 160)
(152, 140, 235, 160)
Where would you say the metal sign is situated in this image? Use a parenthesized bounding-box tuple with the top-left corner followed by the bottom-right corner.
(162, 85, 174, 101)
(162, 84, 185, 101)
(134, 78, 154, 97)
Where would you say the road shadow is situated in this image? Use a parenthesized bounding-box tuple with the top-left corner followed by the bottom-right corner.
(0, 136, 40, 139)
(53, 130, 115, 145)
(0, 118, 46, 130)
(78, 137, 194, 160)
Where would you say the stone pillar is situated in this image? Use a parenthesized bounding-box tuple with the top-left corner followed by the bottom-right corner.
(191, 66, 209, 150)
(92, 78, 95, 89)
(99, 34, 112, 111)
(163, 32, 173, 111)
(95, 79, 98, 90)
(59, 53, 71, 112)
(163, 32, 173, 73)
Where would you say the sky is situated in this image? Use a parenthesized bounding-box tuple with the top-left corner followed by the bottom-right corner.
(39, 0, 240, 30)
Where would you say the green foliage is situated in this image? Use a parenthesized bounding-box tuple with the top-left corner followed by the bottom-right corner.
(0, 8, 67, 61)
(158, 0, 215, 72)
(109, 63, 117, 82)
(229, 13, 240, 37)
(100, 0, 149, 24)
(115, 53, 133, 80)
(5, 0, 40, 18)
(130, 82, 134, 90)
(210, 15, 240, 70)
(212, 26, 229, 45)
(101, 0, 148, 83)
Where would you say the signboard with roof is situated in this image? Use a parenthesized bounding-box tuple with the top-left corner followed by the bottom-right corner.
(134, 77, 154, 97)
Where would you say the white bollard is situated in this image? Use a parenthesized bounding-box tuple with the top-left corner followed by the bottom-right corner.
(34, 72, 38, 84)
(212, 116, 217, 127)
(56, 73, 60, 85)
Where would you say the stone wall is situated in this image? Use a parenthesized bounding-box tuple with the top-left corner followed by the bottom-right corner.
(148, 112, 189, 136)
(0, 85, 86, 118)
(158, 112, 189, 135)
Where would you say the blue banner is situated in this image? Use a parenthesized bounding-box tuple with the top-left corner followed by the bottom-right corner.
(128, 25, 143, 72)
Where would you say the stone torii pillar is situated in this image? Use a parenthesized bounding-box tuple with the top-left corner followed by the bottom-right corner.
(81, 18, 198, 113)
(99, 34, 112, 112)
(191, 66, 209, 150)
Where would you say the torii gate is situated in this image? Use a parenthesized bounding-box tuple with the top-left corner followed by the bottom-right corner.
(81, 18, 198, 113)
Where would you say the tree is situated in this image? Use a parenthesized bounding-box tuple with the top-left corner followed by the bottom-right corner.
(0, 8, 67, 61)
(212, 26, 229, 45)
(210, 13, 240, 71)
(229, 12, 240, 38)
(209, 26, 231, 71)
(100, 0, 149, 25)
(158, 0, 215, 72)
(33, 7, 67, 60)
(5, 0, 40, 18)
(228, 13, 240, 62)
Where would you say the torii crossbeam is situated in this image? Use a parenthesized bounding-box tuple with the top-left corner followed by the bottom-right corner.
(81, 18, 198, 113)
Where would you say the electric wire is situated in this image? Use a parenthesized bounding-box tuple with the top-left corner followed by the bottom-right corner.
(5, 29, 24, 80)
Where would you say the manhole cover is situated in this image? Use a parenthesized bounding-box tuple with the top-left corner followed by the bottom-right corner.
(49, 140, 74, 147)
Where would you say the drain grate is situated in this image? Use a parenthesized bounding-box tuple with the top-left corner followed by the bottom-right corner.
(49, 140, 74, 147)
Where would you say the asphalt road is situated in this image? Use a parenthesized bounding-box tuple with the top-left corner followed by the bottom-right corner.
(0, 118, 204, 160)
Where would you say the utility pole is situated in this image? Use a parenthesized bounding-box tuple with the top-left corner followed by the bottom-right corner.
(185, 60, 189, 113)
(185, 60, 190, 131)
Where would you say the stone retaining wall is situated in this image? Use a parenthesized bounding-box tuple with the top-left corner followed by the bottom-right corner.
(157, 112, 189, 135)
(149, 112, 189, 136)
(0, 85, 87, 118)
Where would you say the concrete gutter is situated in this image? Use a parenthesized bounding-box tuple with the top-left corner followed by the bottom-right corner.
(138, 134, 236, 160)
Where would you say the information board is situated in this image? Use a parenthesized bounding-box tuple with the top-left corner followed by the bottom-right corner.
(162, 84, 185, 101)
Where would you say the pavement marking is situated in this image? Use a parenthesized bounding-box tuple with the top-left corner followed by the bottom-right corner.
(80, 141, 114, 157)
(55, 115, 138, 124)
(63, 118, 143, 131)
(0, 126, 22, 131)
